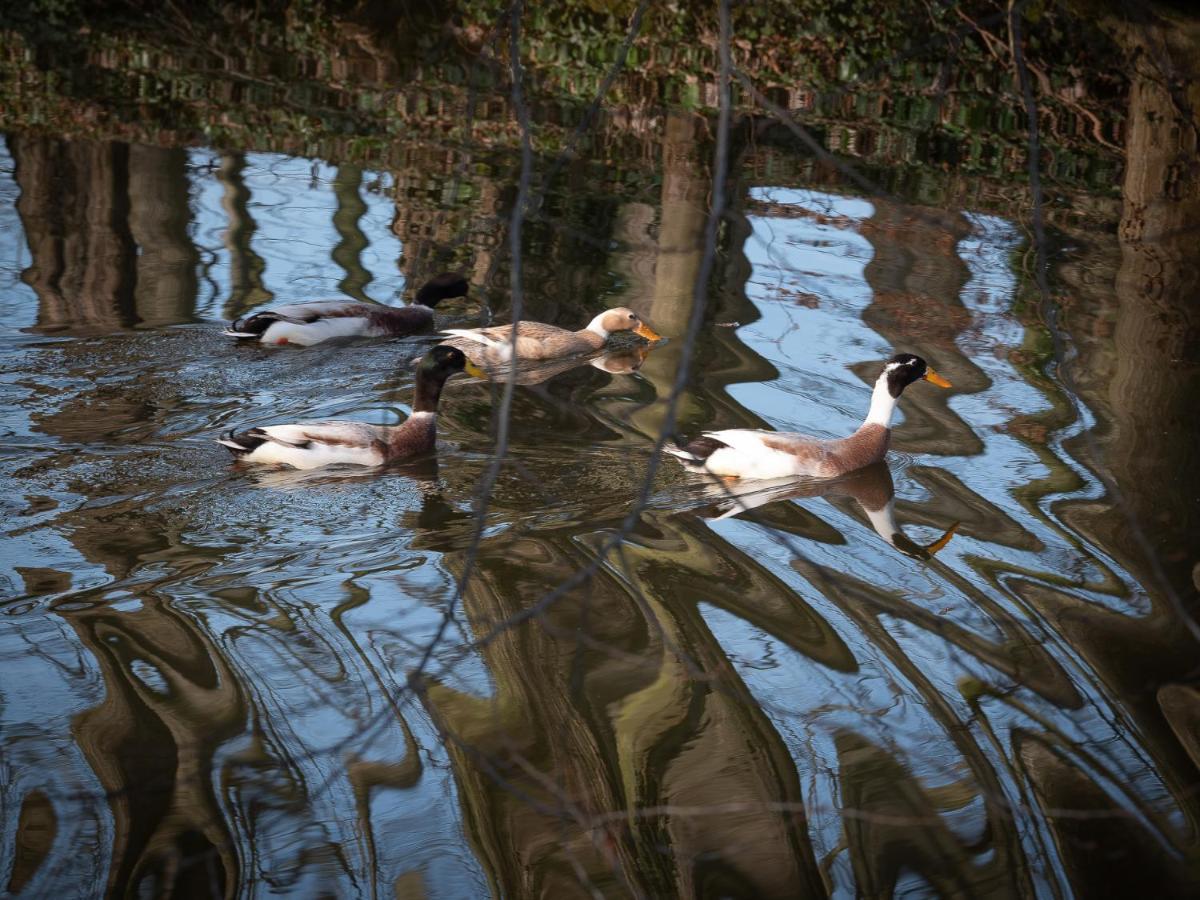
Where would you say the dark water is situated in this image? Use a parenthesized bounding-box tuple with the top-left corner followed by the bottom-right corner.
(2, 19, 1200, 898)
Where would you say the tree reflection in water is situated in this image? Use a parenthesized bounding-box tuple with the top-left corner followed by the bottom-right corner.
(2, 1, 1200, 897)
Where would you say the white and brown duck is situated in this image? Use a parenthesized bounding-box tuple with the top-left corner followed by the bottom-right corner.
(439, 307, 661, 363)
(668, 353, 952, 479)
(216, 346, 484, 468)
(223, 273, 468, 346)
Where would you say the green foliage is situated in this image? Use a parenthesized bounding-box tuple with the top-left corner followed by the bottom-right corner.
(0, 0, 1128, 202)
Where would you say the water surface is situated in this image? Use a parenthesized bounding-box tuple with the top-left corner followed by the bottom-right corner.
(1, 64, 1199, 899)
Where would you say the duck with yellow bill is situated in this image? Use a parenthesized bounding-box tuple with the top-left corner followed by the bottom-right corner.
(439, 307, 661, 364)
(668, 353, 952, 480)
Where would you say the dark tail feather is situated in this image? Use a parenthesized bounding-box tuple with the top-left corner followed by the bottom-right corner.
(681, 435, 729, 460)
(416, 272, 469, 307)
(665, 434, 728, 468)
(224, 312, 281, 339)
(216, 428, 268, 456)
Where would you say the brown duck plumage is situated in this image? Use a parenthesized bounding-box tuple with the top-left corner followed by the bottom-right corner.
(216, 346, 484, 468)
(440, 307, 661, 363)
(224, 273, 468, 346)
(668, 354, 952, 480)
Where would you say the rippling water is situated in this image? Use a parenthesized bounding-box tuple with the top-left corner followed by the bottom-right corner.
(1, 125, 1198, 898)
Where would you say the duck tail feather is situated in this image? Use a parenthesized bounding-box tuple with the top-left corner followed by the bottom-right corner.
(664, 444, 702, 463)
(226, 312, 277, 339)
(666, 434, 728, 467)
(216, 429, 266, 455)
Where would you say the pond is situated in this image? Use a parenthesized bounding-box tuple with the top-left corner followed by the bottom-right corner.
(1, 3, 1199, 898)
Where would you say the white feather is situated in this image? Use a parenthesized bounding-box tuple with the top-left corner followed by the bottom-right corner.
(234, 421, 393, 469)
(441, 328, 506, 348)
(441, 329, 514, 360)
(260, 317, 374, 346)
(673, 429, 823, 479)
(699, 444, 805, 479)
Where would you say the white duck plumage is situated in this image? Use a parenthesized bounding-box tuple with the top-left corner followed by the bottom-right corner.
(217, 346, 484, 469)
(224, 273, 468, 346)
(668, 354, 952, 480)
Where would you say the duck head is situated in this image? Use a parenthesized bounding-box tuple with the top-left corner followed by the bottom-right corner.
(412, 345, 486, 413)
(419, 345, 486, 381)
(585, 307, 662, 342)
(882, 353, 952, 398)
(415, 273, 469, 308)
(863, 353, 951, 428)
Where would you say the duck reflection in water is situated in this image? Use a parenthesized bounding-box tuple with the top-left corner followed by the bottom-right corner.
(690, 460, 959, 560)
(239, 453, 441, 489)
(473, 343, 651, 386)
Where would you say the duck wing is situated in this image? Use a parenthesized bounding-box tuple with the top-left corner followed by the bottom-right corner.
(226, 301, 365, 334)
(665, 428, 836, 479)
(217, 421, 389, 469)
(227, 301, 431, 344)
(441, 322, 585, 360)
(269, 300, 377, 320)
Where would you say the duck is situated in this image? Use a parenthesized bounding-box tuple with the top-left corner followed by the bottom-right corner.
(223, 273, 469, 346)
(216, 346, 484, 468)
(439, 307, 661, 363)
(696, 461, 959, 560)
(668, 353, 952, 480)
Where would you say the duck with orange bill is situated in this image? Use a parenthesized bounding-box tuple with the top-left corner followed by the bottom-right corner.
(668, 353, 952, 480)
(439, 307, 661, 364)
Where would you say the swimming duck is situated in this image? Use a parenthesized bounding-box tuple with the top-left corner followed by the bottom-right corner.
(439, 307, 661, 363)
(223, 273, 468, 346)
(216, 346, 484, 468)
(668, 353, 952, 479)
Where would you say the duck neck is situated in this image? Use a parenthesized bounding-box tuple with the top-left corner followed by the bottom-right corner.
(413, 370, 448, 413)
(862, 377, 898, 429)
(582, 314, 610, 348)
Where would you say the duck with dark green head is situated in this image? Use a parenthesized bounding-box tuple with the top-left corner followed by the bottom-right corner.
(224, 272, 469, 346)
(217, 346, 485, 468)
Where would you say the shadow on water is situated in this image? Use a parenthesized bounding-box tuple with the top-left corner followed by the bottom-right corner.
(2, 2, 1200, 897)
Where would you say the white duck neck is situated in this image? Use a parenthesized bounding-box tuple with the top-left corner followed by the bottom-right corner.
(585, 313, 610, 339)
(863, 373, 898, 428)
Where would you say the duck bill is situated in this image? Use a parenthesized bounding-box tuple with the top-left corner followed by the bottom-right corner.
(463, 360, 489, 380)
(634, 321, 662, 342)
(923, 522, 960, 557)
(924, 369, 952, 388)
